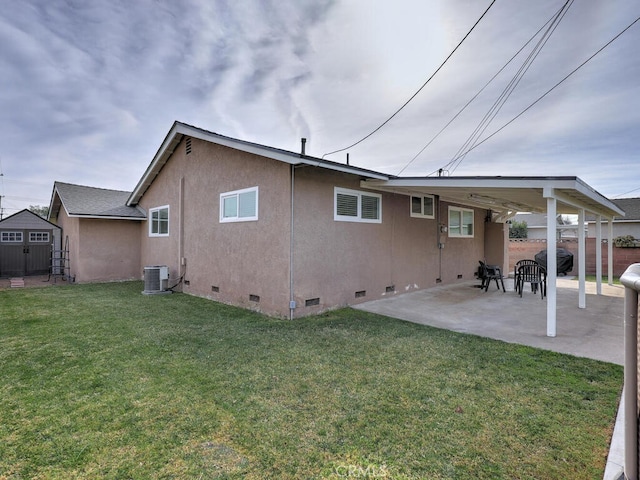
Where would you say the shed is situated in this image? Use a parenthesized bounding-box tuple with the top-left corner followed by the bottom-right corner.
(0, 209, 61, 277)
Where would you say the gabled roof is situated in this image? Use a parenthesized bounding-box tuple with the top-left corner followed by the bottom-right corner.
(586, 197, 640, 222)
(49, 182, 146, 220)
(127, 121, 389, 206)
(0, 208, 61, 229)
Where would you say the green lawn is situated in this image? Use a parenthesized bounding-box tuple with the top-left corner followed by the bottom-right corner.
(572, 275, 622, 285)
(0, 282, 622, 479)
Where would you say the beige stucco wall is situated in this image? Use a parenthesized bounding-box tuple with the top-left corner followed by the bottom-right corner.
(484, 221, 509, 274)
(51, 204, 141, 283)
(138, 136, 292, 316)
(136, 136, 496, 318)
(290, 167, 487, 316)
(76, 219, 142, 282)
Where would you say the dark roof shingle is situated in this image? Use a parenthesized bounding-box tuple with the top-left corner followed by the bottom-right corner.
(53, 182, 146, 219)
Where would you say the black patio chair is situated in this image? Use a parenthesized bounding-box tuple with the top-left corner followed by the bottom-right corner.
(514, 259, 539, 295)
(479, 261, 505, 293)
(515, 262, 547, 299)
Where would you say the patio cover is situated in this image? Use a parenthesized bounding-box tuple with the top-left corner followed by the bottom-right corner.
(361, 176, 625, 337)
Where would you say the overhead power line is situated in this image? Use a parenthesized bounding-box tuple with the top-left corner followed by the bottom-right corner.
(322, 0, 497, 159)
(614, 186, 640, 198)
(444, 0, 574, 175)
(396, 2, 568, 176)
(449, 14, 640, 163)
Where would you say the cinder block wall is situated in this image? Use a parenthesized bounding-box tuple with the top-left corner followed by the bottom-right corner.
(508, 239, 640, 277)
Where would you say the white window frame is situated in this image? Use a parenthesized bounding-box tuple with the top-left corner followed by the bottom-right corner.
(29, 232, 50, 243)
(334, 187, 382, 224)
(410, 194, 435, 219)
(448, 206, 474, 238)
(220, 186, 259, 223)
(149, 205, 170, 237)
(1, 231, 23, 243)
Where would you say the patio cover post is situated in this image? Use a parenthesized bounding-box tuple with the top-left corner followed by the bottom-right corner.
(595, 215, 602, 295)
(545, 193, 557, 337)
(578, 209, 586, 308)
(608, 220, 614, 286)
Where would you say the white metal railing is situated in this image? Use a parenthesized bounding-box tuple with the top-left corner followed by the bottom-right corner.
(621, 264, 640, 480)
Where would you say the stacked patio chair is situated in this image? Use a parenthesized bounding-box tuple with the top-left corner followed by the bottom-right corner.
(515, 260, 547, 299)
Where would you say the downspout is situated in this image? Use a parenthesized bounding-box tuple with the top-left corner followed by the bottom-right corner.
(178, 176, 186, 287)
(436, 195, 443, 283)
(289, 161, 296, 320)
(621, 264, 640, 480)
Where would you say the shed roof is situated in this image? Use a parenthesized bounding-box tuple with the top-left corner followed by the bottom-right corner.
(49, 182, 146, 220)
(0, 209, 61, 230)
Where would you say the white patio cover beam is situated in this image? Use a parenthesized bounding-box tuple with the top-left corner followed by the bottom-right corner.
(545, 191, 557, 337)
(578, 209, 586, 308)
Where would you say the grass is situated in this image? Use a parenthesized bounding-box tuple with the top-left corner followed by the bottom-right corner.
(0, 282, 622, 479)
(571, 275, 622, 285)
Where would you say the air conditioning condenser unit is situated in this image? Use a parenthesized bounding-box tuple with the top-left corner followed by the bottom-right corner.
(143, 265, 171, 295)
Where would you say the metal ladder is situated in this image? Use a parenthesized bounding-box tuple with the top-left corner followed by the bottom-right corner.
(48, 235, 71, 283)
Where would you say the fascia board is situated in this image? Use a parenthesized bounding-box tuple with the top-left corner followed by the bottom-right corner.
(64, 214, 146, 221)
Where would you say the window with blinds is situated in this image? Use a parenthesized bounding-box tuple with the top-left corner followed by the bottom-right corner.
(334, 187, 382, 223)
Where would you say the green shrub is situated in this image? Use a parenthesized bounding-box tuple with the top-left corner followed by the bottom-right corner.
(614, 235, 638, 247)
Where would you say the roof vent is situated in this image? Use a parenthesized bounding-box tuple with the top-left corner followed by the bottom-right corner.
(143, 266, 171, 295)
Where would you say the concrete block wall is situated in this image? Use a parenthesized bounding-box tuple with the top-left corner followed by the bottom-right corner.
(508, 239, 640, 277)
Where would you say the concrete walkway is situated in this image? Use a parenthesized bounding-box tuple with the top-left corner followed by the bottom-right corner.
(355, 278, 625, 480)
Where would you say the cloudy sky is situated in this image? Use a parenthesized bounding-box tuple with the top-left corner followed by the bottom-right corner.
(0, 0, 638, 216)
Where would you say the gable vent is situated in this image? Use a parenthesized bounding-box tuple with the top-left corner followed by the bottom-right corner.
(185, 137, 192, 155)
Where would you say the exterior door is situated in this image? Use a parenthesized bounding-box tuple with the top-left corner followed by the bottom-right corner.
(0, 230, 51, 277)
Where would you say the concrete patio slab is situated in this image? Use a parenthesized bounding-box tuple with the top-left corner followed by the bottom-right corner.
(355, 277, 624, 365)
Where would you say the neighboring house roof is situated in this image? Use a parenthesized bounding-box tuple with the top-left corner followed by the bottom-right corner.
(587, 197, 640, 223)
(49, 182, 146, 220)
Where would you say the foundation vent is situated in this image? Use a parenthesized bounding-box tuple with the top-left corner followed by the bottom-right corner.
(211, 286, 219, 293)
(249, 294, 260, 303)
(355, 290, 366, 299)
(386, 285, 395, 293)
(305, 297, 320, 307)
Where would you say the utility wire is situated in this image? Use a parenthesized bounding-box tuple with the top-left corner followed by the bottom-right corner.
(446, 0, 573, 175)
(450, 14, 640, 162)
(397, 2, 566, 176)
(322, 0, 497, 159)
(614, 186, 640, 198)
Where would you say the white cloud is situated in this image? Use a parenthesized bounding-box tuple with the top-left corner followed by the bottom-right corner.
(0, 0, 638, 217)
